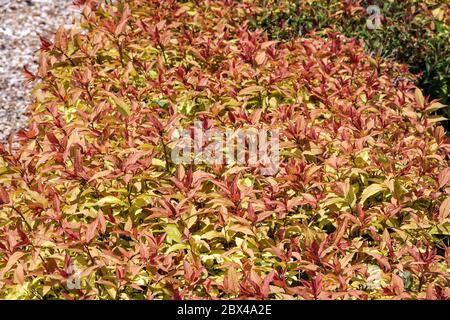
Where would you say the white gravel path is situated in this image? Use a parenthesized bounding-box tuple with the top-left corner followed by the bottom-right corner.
(0, 0, 79, 143)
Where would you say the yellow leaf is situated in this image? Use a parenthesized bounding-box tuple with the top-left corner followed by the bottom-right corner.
(200, 230, 224, 240)
(88, 170, 112, 182)
(322, 197, 345, 208)
(109, 96, 131, 116)
(166, 224, 182, 244)
(228, 224, 254, 236)
(96, 196, 126, 207)
(360, 184, 386, 205)
(255, 51, 266, 65)
(27, 189, 49, 208)
(238, 85, 264, 96)
(124, 216, 133, 231)
(241, 177, 253, 187)
(268, 97, 277, 108)
(432, 7, 444, 21)
(430, 221, 450, 235)
(427, 116, 447, 123)
(425, 101, 446, 113)
(166, 243, 189, 253)
(415, 88, 424, 109)
(132, 194, 154, 208)
(152, 158, 166, 167)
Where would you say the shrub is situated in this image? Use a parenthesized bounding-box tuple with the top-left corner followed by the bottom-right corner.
(0, 0, 449, 299)
(250, 0, 450, 125)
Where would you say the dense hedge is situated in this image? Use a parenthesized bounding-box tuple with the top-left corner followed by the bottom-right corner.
(0, 0, 449, 299)
(250, 0, 450, 123)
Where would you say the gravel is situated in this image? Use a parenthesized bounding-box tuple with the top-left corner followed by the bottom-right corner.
(0, 0, 80, 144)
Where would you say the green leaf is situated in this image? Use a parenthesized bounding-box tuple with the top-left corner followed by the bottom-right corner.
(152, 158, 166, 167)
(109, 96, 131, 116)
(165, 224, 182, 244)
(67, 40, 79, 56)
(242, 177, 253, 187)
(148, 70, 158, 80)
(132, 194, 154, 208)
(96, 196, 126, 207)
(166, 243, 189, 253)
(430, 221, 450, 235)
(429, 116, 448, 123)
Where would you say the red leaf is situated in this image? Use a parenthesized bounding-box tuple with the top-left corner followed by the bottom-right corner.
(21, 66, 36, 82)
(260, 271, 275, 298)
(39, 36, 53, 52)
(85, 219, 98, 244)
(0, 188, 10, 205)
(391, 274, 404, 295)
(97, 210, 106, 234)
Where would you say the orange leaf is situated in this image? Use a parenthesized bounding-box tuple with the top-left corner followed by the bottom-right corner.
(438, 167, 450, 189)
(86, 219, 98, 244)
(255, 51, 266, 65)
(0, 187, 10, 205)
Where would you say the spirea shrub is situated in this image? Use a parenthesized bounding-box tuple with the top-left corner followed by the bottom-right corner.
(0, 0, 449, 299)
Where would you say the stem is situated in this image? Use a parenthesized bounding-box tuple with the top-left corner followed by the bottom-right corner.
(115, 39, 125, 67)
(12, 206, 33, 231)
(158, 42, 168, 65)
(160, 136, 170, 172)
(85, 84, 94, 106)
(62, 51, 76, 66)
(127, 181, 132, 206)
(418, 272, 425, 292)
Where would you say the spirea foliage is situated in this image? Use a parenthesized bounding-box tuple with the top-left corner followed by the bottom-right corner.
(0, 0, 449, 299)
(250, 0, 450, 126)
